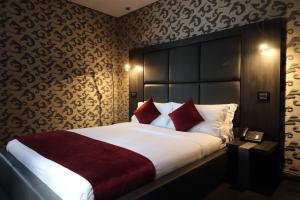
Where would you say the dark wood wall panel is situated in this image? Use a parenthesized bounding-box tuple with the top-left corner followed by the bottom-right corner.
(129, 51, 144, 115)
(241, 20, 285, 141)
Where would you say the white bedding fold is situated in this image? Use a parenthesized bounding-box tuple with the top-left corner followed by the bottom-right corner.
(7, 122, 224, 200)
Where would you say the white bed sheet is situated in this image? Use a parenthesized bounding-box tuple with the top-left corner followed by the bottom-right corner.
(6, 122, 225, 200)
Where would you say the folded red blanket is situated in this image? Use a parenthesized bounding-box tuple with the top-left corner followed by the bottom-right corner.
(18, 130, 155, 200)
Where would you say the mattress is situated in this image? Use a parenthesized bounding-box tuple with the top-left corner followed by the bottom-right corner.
(6, 122, 225, 200)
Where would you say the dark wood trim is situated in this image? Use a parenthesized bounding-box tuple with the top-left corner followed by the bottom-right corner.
(132, 32, 242, 54)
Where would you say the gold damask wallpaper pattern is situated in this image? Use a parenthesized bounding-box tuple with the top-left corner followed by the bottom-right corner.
(0, 0, 129, 148)
(123, 0, 300, 176)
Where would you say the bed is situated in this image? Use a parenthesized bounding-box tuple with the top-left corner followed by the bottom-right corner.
(0, 18, 284, 200)
(3, 122, 226, 200)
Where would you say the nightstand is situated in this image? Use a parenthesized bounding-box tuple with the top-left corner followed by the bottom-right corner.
(226, 138, 281, 193)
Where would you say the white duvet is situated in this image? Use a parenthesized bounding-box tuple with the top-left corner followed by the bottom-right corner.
(6, 122, 224, 200)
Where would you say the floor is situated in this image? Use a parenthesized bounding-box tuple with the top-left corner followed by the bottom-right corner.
(0, 187, 8, 200)
(0, 179, 299, 200)
(204, 179, 300, 200)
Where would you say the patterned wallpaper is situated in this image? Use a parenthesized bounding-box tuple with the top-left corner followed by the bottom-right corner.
(1, 0, 299, 176)
(123, 0, 300, 176)
(0, 0, 129, 148)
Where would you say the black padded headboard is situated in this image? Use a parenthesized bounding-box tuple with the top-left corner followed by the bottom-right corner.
(143, 36, 241, 126)
(129, 18, 285, 142)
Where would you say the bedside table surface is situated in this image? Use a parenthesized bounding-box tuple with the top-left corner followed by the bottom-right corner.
(227, 139, 278, 155)
(251, 141, 278, 155)
(226, 139, 245, 148)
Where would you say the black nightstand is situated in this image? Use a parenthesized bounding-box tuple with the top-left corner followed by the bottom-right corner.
(226, 139, 281, 193)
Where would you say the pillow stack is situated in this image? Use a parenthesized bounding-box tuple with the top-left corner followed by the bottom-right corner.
(131, 98, 237, 140)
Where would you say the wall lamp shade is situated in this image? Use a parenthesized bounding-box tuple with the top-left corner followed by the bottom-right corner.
(259, 43, 274, 56)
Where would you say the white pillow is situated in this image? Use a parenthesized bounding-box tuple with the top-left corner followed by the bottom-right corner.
(131, 102, 173, 128)
(169, 103, 237, 138)
(220, 104, 238, 140)
(169, 103, 227, 136)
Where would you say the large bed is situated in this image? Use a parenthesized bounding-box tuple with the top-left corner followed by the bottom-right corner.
(0, 18, 285, 200)
(4, 122, 226, 200)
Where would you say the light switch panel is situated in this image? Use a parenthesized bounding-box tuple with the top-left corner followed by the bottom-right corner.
(257, 91, 270, 103)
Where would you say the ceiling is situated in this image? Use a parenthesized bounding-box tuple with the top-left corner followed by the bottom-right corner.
(69, 0, 159, 17)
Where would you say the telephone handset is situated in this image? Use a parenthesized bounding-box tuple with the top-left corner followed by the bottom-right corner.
(240, 127, 264, 143)
(241, 127, 249, 139)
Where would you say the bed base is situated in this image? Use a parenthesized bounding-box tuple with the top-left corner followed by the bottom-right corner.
(0, 151, 61, 200)
(118, 149, 227, 200)
(0, 149, 227, 200)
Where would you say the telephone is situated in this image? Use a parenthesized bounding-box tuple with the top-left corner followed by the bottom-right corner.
(240, 127, 264, 143)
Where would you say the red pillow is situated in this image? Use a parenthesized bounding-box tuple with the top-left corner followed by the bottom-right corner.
(169, 99, 204, 132)
(134, 98, 161, 124)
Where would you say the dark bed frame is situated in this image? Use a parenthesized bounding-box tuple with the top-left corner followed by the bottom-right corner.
(0, 18, 285, 200)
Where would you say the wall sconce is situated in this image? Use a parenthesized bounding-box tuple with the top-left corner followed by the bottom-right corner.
(259, 43, 274, 56)
(125, 64, 131, 72)
(125, 64, 143, 72)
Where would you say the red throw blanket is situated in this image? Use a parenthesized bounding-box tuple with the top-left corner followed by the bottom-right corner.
(17, 130, 156, 200)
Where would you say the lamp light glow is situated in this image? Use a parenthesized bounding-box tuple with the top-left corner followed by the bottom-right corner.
(134, 65, 143, 72)
(259, 43, 268, 51)
(124, 64, 130, 72)
(261, 49, 274, 56)
(259, 43, 274, 56)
